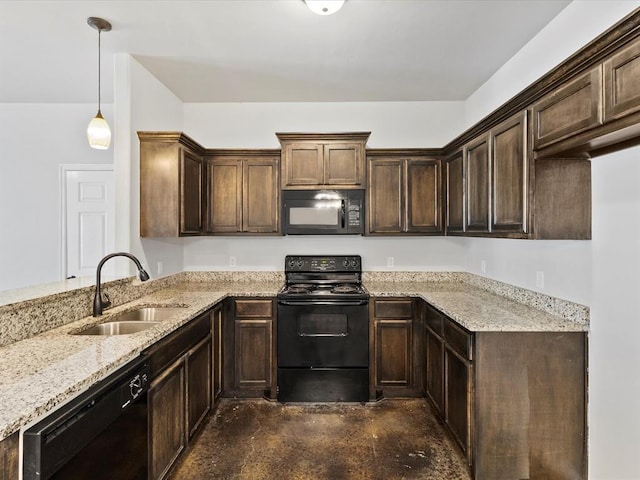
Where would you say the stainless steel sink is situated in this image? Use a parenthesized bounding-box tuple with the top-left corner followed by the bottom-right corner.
(106, 306, 188, 322)
(72, 306, 188, 335)
(75, 321, 160, 335)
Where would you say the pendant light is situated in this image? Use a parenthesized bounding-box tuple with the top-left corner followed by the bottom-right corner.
(305, 0, 345, 16)
(87, 17, 112, 150)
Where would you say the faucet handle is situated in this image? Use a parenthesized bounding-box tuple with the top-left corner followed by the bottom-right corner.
(101, 292, 112, 309)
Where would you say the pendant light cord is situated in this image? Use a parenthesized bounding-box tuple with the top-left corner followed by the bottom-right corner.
(97, 28, 101, 114)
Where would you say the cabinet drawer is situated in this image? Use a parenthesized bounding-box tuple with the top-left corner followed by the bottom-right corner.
(374, 299, 413, 318)
(145, 312, 211, 378)
(424, 306, 444, 337)
(235, 299, 273, 318)
(444, 319, 473, 361)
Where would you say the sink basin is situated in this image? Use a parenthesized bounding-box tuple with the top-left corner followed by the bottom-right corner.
(74, 321, 160, 336)
(72, 306, 189, 335)
(106, 306, 188, 322)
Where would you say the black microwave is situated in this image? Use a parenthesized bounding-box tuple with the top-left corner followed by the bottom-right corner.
(282, 189, 365, 235)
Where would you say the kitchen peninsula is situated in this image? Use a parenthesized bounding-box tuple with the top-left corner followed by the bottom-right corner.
(0, 270, 587, 479)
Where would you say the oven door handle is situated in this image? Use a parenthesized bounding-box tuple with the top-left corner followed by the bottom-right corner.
(278, 299, 369, 307)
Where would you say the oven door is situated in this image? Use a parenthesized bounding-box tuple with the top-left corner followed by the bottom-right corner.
(277, 299, 369, 368)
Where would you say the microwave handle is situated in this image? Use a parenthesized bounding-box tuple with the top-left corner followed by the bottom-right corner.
(341, 200, 346, 228)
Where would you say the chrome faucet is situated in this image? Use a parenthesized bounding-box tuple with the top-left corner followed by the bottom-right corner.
(93, 252, 150, 316)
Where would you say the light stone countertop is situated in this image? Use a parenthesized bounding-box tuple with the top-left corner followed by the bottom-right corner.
(0, 277, 587, 442)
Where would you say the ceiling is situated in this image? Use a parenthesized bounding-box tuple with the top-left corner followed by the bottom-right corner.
(0, 0, 572, 104)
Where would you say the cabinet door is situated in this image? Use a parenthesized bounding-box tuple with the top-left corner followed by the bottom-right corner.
(406, 158, 442, 233)
(205, 159, 242, 233)
(532, 67, 603, 148)
(368, 158, 404, 233)
(446, 151, 464, 233)
(374, 319, 413, 388)
(445, 348, 472, 460)
(283, 143, 323, 186)
(243, 158, 279, 233)
(604, 38, 640, 122)
(324, 143, 363, 186)
(212, 307, 224, 401)
(186, 335, 212, 439)
(180, 148, 203, 235)
(491, 112, 527, 233)
(149, 357, 186, 480)
(234, 319, 273, 390)
(465, 135, 490, 232)
(425, 327, 444, 415)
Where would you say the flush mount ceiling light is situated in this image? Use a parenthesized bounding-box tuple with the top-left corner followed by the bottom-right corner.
(86, 17, 112, 150)
(304, 0, 345, 16)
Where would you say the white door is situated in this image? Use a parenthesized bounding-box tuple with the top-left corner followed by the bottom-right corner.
(62, 166, 115, 279)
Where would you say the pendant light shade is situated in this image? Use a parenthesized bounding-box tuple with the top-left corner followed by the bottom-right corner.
(305, 0, 345, 16)
(87, 17, 112, 150)
(87, 111, 111, 149)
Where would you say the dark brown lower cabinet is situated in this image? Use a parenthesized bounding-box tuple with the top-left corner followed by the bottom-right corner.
(445, 347, 471, 457)
(371, 298, 422, 398)
(145, 311, 213, 480)
(0, 431, 18, 480)
(212, 305, 224, 402)
(224, 298, 276, 399)
(149, 357, 186, 480)
(187, 335, 212, 438)
(423, 301, 587, 480)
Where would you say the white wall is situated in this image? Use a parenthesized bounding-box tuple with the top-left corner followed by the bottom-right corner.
(116, 55, 185, 279)
(182, 101, 466, 272)
(0, 103, 113, 291)
(462, 1, 640, 477)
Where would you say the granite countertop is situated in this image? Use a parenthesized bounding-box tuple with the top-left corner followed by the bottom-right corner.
(0, 281, 280, 441)
(0, 276, 587, 442)
(365, 281, 587, 332)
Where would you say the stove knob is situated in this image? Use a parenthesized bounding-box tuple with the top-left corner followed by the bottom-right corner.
(350, 258, 359, 268)
(287, 259, 296, 268)
(342, 259, 349, 268)
(297, 260, 304, 268)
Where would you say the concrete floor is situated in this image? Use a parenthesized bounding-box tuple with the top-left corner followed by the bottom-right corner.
(169, 398, 472, 480)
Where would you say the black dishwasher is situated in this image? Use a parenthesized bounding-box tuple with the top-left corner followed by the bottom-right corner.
(22, 356, 150, 480)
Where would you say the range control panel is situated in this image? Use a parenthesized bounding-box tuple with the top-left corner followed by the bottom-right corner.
(285, 255, 361, 272)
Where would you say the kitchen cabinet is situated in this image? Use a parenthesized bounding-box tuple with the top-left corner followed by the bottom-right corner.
(445, 150, 465, 234)
(139, 132, 205, 237)
(186, 335, 212, 438)
(367, 152, 443, 235)
(225, 298, 276, 399)
(464, 134, 490, 233)
(604, 37, 640, 122)
(145, 311, 212, 480)
(211, 305, 224, 403)
(423, 304, 444, 415)
(149, 356, 186, 480)
(490, 111, 528, 234)
(532, 67, 603, 149)
(277, 132, 370, 189)
(205, 152, 280, 234)
(370, 298, 422, 398)
(0, 432, 18, 480)
(421, 300, 586, 479)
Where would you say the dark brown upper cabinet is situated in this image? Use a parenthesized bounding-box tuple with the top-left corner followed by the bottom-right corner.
(445, 150, 465, 234)
(604, 38, 640, 122)
(205, 152, 280, 235)
(367, 151, 443, 235)
(139, 132, 204, 238)
(277, 132, 370, 189)
(464, 134, 491, 233)
(490, 111, 528, 234)
(532, 67, 603, 150)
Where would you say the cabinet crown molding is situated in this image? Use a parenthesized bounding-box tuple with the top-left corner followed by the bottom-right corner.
(276, 132, 371, 143)
(137, 131, 204, 154)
